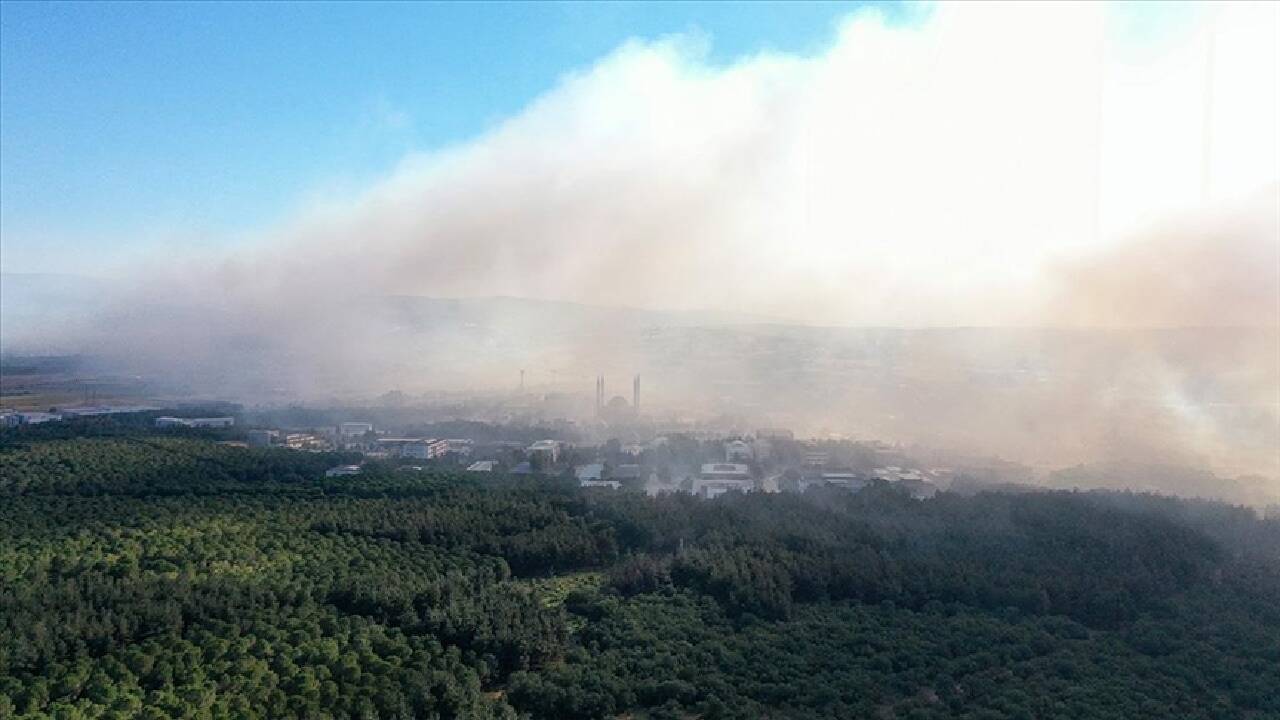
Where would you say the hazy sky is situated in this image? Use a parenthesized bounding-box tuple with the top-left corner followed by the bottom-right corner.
(1, 1, 1276, 327)
(0, 0, 895, 271)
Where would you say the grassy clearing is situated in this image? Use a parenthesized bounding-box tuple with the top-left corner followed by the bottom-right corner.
(524, 571, 604, 609)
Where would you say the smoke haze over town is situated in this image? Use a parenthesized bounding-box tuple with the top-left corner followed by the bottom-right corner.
(3, 1, 1278, 498)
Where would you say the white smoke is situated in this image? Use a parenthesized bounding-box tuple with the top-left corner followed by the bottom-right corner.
(8, 2, 1279, 489)
(162, 1, 1268, 327)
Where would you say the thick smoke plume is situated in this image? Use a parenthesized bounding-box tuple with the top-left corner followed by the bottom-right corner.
(7, 3, 1278, 494)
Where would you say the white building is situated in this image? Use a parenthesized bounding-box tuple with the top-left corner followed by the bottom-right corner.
(61, 404, 161, 418)
(870, 467, 938, 499)
(325, 464, 362, 477)
(284, 433, 328, 451)
(339, 422, 374, 436)
(821, 471, 868, 491)
(699, 462, 752, 480)
(872, 466, 929, 483)
(466, 460, 498, 472)
(17, 411, 61, 424)
(527, 439, 562, 464)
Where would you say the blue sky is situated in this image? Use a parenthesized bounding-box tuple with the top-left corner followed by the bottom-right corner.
(1, 1, 900, 273)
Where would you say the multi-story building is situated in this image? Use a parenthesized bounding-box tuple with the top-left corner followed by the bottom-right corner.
(694, 463, 754, 499)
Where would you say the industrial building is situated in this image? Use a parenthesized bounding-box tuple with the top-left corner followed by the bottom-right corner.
(155, 416, 235, 428)
(61, 405, 161, 418)
(575, 462, 621, 488)
(820, 470, 868, 491)
(3, 405, 162, 426)
(527, 439, 562, 464)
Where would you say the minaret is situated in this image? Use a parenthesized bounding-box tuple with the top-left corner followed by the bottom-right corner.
(633, 374, 640, 414)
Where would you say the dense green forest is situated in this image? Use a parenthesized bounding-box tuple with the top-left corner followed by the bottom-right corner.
(1, 435, 1277, 719)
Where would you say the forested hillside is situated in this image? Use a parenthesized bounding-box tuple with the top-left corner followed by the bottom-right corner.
(1, 436, 1277, 719)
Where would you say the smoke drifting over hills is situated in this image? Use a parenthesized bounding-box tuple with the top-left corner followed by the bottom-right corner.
(3, 4, 1277, 492)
